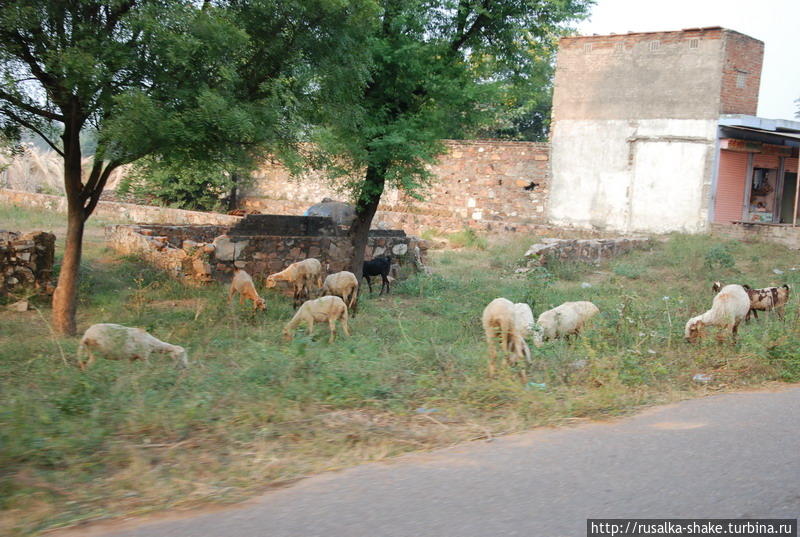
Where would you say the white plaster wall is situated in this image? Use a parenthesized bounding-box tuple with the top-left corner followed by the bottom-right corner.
(549, 119, 717, 234)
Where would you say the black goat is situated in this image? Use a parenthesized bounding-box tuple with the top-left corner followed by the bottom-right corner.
(362, 255, 392, 295)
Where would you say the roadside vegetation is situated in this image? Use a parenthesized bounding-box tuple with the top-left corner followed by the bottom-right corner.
(2, 203, 800, 536)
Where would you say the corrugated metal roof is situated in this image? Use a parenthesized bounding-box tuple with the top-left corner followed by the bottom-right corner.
(724, 126, 800, 140)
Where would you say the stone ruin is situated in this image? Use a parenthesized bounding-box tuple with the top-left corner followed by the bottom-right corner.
(523, 237, 652, 267)
(106, 214, 429, 285)
(0, 230, 55, 297)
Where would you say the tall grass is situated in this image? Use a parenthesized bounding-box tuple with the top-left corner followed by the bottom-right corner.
(1, 205, 800, 535)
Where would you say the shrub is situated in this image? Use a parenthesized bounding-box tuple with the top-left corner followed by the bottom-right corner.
(447, 228, 488, 250)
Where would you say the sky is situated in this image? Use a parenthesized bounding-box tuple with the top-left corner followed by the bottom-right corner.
(577, 0, 800, 120)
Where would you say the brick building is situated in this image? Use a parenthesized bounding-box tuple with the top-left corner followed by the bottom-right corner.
(548, 27, 800, 234)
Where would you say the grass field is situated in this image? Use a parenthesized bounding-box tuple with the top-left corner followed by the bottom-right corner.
(2, 202, 800, 536)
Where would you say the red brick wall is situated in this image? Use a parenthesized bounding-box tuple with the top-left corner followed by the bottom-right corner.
(553, 27, 764, 121)
(557, 27, 723, 55)
(719, 30, 764, 115)
(553, 27, 727, 121)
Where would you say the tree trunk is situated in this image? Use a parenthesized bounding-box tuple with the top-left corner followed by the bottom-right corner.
(348, 163, 386, 282)
(52, 204, 85, 335)
(227, 172, 239, 212)
(53, 117, 85, 335)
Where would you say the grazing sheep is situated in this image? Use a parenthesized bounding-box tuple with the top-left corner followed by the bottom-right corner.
(322, 271, 359, 312)
(482, 298, 539, 380)
(535, 301, 599, 345)
(282, 295, 350, 343)
(712, 281, 790, 320)
(266, 258, 323, 307)
(512, 302, 543, 348)
(229, 268, 266, 311)
(685, 284, 750, 342)
(362, 255, 392, 295)
(77, 323, 188, 370)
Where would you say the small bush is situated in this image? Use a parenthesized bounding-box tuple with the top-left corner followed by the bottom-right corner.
(704, 244, 736, 269)
(546, 257, 592, 281)
(447, 228, 488, 250)
(613, 262, 644, 279)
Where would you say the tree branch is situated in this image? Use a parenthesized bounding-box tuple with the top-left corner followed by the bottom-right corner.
(82, 160, 120, 219)
(450, 0, 491, 53)
(8, 31, 67, 104)
(0, 89, 65, 122)
(0, 107, 64, 156)
(104, 1, 136, 34)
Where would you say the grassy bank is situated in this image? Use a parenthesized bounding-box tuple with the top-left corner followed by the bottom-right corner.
(2, 203, 800, 535)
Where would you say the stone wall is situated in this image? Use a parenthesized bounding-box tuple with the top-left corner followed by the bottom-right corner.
(710, 222, 800, 250)
(106, 216, 428, 285)
(524, 237, 652, 267)
(0, 230, 55, 295)
(0, 188, 241, 226)
(240, 140, 551, 235)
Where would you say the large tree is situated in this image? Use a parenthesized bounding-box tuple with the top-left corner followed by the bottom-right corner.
(0, 0, 374, 334)
(315, 0, 591, 279)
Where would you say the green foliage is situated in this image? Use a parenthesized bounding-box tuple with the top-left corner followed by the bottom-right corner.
(0, 0, 379, 330)
(316, 0, 592, 208)
(447, 228, 488, 250)
(546, 257, 592, 281)
(118, 157, 244, 211)
(103, 0, 377, 174)
(704, 243, 736, 270)
(613, 262, 645, 279)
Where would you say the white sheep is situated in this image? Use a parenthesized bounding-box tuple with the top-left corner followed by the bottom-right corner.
(283, 295, 350, 343)
(228, 268, 266, 311)
(322, 271, 359, 311)
(685, 284, 750, 342)
(77, 323, 188, 370)
(535, 301, 599, 345)
(265, 258, 323, 307)
(712, 281, 790, 320)
(482, 298, 539, 380)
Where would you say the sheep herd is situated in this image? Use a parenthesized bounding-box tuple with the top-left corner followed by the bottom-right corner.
(77, 256, 390, 369)
(76, 253, 792, 380)
(485, 280, 790, 380)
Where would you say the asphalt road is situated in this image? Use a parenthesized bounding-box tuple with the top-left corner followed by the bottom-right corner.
(67, 387, 800, 537)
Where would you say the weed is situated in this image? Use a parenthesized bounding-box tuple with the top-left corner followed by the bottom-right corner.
(612, 262, 644, 279)
(704, 244, 736, 270)
(447, 227, 488, 250)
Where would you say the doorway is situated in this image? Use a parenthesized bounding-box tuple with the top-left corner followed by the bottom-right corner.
(780, 172, 798, 223)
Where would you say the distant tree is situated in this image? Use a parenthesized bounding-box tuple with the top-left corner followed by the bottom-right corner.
(118, 157, 243, 211)
(315, 0, 591, 279)
(0, 0, 374, 334)
(795, 97, 799, 119)
(473, 58, 558, 141)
